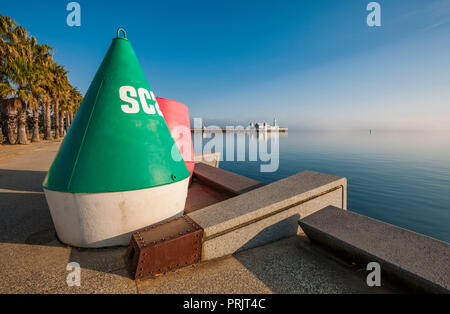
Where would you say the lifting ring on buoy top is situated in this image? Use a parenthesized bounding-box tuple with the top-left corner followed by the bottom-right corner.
(117, 28, 127, 40)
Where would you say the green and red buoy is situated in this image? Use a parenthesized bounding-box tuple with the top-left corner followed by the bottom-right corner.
(43, 29, 191, 248)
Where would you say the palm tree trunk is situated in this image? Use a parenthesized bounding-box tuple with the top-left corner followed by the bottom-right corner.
(6, 110, 16, 145)
(31, 108, 40, 143)
(44, 102, 52, 140)
(0, 115, 4, 144)
(43, 104, 47, 138)
(16, 105, 28, 145)
(67, 111, 71, 130)
(59, 110, 65, 137)
(1, 100, 7, 144)
(1, 101, 16, 145)
(55, 102, 60, 139)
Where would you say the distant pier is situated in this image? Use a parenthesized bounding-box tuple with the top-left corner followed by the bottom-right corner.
(191, 127, 288, 133)
(192, 119, 288, 133)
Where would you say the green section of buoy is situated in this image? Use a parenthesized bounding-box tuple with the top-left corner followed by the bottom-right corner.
(43, 29, 190, 193)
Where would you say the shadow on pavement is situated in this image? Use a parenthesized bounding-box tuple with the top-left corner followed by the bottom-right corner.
(0, 169, 130, 280)
(232, 215, 398, 294)
(0, 169, 47, 193)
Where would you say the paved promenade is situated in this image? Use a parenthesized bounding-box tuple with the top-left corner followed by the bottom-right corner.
(0, 142, 398, 293)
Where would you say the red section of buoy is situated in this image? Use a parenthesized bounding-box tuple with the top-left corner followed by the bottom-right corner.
(157, 97, 195, 179)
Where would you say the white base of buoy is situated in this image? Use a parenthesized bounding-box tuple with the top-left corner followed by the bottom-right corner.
(44, 178, 190, 248)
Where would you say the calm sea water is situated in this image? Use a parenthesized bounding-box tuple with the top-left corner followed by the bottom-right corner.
(194, 130, 450, 243)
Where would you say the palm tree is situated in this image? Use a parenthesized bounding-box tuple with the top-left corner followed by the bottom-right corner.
(0, 81, 16, 144)
(0, 18, 32, 145)
(59, 95, 68, 136)
(0, 15, 20, 144)
(0, 98, 20, 144)
(42, 92, 53, 140)
(9, 56, 32, 145)
(49, 63, 68, 139)
(61, 85, 82, 133)
(68, 87, 83, 129)
(40, 60, 55, 141)
(1, 15, 80, 144)
(28, 43, 53, 142)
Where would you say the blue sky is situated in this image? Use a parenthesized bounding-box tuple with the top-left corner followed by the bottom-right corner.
(2, 0, 450, 130)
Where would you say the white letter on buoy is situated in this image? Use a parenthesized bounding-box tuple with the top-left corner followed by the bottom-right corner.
(138, 88, 156, 115)
(150, 91, 164, 117)
(66, 2, 81, 27)
(120, 86, 140, 114)
(366, 2, 381, 27)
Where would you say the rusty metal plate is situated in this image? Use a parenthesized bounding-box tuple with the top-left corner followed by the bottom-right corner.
(126, 216, 203, 280)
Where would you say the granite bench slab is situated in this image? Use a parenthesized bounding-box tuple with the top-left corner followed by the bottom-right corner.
(298, 206, 450, 294)
(189, 171, 347, 261)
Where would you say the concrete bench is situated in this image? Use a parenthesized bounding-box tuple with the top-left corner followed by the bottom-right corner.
(188, 171, 347, 261)
(193, 163, 265, 196)
(298, 206, 450, 293)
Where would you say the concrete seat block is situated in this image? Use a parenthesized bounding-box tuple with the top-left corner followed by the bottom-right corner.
(298, 206, 450, 293)
(188, 171, 347, 261)
(194, 163, 265, 196)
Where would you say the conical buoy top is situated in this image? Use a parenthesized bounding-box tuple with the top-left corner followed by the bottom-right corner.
(43, 29, 190, 194)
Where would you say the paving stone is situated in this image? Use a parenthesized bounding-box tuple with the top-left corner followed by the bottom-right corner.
(137, 236, 396, 294)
